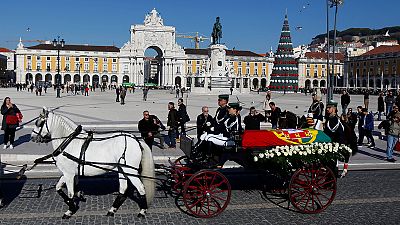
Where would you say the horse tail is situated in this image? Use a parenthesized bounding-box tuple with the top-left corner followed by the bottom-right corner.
(140, 140, 155, 206)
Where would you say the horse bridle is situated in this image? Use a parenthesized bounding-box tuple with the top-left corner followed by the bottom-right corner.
(32, 112, 52, 143)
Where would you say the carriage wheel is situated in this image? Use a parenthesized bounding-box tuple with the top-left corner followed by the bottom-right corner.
(289, 164, 336, 214)
(174, 156, 191, 167)
(183, 170, 231, 218)
(170, 156, 191, 194)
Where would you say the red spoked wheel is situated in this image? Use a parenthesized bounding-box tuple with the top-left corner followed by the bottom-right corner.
(289, 164, 337, 214)
(182, 170, 231, 218)
(170, 156, 192, 194)
(174, 156, 191, 167)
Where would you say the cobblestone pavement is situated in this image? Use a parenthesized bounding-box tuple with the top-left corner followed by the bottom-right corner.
(0, 170, 399, 225)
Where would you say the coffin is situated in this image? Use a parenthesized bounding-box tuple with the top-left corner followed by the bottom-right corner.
(241, 129, 331, 149)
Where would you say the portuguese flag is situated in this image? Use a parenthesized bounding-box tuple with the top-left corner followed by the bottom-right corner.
(242, 129, 331, 149)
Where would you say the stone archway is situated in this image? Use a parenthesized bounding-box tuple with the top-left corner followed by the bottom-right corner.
(83, 74, 90, 84)
(313, 80, 319, 87)
(64, 74, 71, 84)
(123, 75, 129, 83)
(320, 80, 326, 87)
(74, 74, 80, 83)
(119, 9, 186, 86)
(376, 79, 381, 89)
(252, 78, 259, 89)
(92, 75, 100, 87)
(362, 79, 367, 87)
(175, 76, 182, 87)
(102, 75, 109, 84)
(144, 46, 163, 86)
(261, 78, 267, 88)
(111, 75, 118, 84)
(35, 73, 42, 83)
(26, 73, 33, 83)
(305, 79, 311, 89)
(384, 79, 389, 88)
(45, 74, 52, 83)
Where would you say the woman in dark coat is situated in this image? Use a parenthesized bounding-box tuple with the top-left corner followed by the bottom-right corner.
(378, 92, 384, 121)
(1, 97, 21, 149)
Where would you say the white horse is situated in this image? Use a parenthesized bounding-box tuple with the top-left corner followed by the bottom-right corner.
(30, 107, 155, 219)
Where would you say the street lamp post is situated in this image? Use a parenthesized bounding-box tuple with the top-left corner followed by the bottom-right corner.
(326, 0, 343, 103)
(53, 36, 65, 98)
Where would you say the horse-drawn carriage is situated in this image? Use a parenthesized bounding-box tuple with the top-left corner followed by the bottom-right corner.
(166, 128, 351, 218)
(9, 107, 350, 219)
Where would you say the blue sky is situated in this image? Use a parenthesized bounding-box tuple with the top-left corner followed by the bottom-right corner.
(1, 0, 399, 53)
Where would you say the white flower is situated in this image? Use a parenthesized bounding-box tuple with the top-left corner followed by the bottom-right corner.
(277, 152, 282, 156)
(284, 152, 288, 156)
(270, 153, 275, 157)
(307, 149, 312, 154)
(299, 151, 303, 156)
(259, 153, 265, 158)
(318, 149, 322, 154)
(303, 152, 308, 156)
(254, 156, 258, 162)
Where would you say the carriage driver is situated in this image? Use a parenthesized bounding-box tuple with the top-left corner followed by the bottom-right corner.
(213, 94, 229, 134)
(199, 102, 242, 147)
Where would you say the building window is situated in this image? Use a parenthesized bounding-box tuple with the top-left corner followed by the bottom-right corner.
(27, 62, 32, 70)
(103, 58, 107, 62)
(377, 61, 381, 66)
(196, 60, 200, 64)
(47, 57, 51, 61)
(112, 64, 117, 72)
(363, 62, 367, 66)
(37, 56, 41, 60)
(370, 61, 374, 66)
(66, 57, 70, 61)
(322, 65, 325, 68)
(255, 62, 258, 67)
(187, 66, 192, 74)
(103, 64, 108, 72)
(94, 64, 98, 72)
(27, 56, 31, 60)
(255, 68, 258, 75)
(246, 68, 250, 75)
(246, 62, 250, 66)
(113, 58, 117, 63)
(75, 57, 79, 62)
(306, 64, 310, 68)
(322, 70, 325, 77)
(37, 62, 41, 70)
(262, 63, 266, 67)
(85, 58, 89, 62)
(262, 68, 266, 75)
(238, 68, 242, 75)
(46, 62, 51, 71)
(306, 70, 310, 77)
(177, 66, 180, 74)
(84, 63, 89, 71)
(65, 63, 70, 71)
(314, 70, 318, 78)
(188, 61, 192, 65)
(238, 62, 242, 66)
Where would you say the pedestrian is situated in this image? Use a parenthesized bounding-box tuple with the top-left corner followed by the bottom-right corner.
(361, 108, 375, 148)
(387, 105, 399, 120)
(196, 106, 214, 140)
(44, 84, 47, 93)
(268, 102, 281, 129)
(308, 93, 324, 130)
(356, 106, 365, 146)
(340, 113, 358, 155)
(138, 110, 160, 150)
(243, 107, 265, 130)
(56, 84, 61, 98)
(149, 114, 166, 149)
(115, 86, 120, 102)
(395, 91, 400, 108)
(1, 97, 22, 149)
(385, 112, 400, 162)
(143, 87, 148, 101)
(84, 85, 89, 96)
(230, 87, 233, 95)
(363, 90, 370, 109)
(166, 102, 179, 148)
(386, 113, 400, 162)
(180, 88, 184, 98)
(385, 91, 395, 116)
(120, 86, 126, 105)
(340, 90, 350, 115)
(378, 92, 384, 121)
(177, 98, 189, 137)
(38, 86, 42, 96)
(175, 87, 180, 98)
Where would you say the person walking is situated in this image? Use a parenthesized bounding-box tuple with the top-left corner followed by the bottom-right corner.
(38, 86, 42, 96)
(395, 91, 400, 108)
(56, 84, 61, 98)
(230, 87, 233, 95)
(120, 86, 126, 105)
(196, 106, 214, 140)
(177, 98, 189, 137)
(1, 97, 21, 149)
(378, 92, 384, 121)
(362, 108, 375, 148)
(363, 90, 370, 109)
(385, 112, 400, 162)
(385, 91, 395, 116)
(166, 102, 179, 148)
(138, 110, 160, 150)
(175, 87, 180, 98)
(356, 106, 365, 146)
(340, 90, 350, 115)
(268, 102, 281, 129)
(115, 86, 120, 102)
(84, 85, 89, 96)
(143, 87, 149, 101)
(243, 107, 265, 130)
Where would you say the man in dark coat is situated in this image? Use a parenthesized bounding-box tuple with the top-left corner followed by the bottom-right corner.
(340, 90, 350, 115)
(196, 106, 213, 140)
(357, 106, 365, 146)
(243, 107, 265, 130)
(177, 98, 189, 137)
(166, 102, 179, 148)
(268, 102, 281, 129)
(378, 92, 384, 121)
(324, 101, 345, 144)
(361, 108, 375, 148)
(138, 111, 160, 150)
(115, 86, 120, 102)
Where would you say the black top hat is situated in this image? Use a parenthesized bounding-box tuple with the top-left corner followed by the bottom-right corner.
(326, 100, 338, 107)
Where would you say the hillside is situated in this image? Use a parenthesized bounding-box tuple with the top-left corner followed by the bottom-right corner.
(314, 26, 400, 39)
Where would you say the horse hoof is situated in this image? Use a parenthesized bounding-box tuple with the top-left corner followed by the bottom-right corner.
(137, 213, 146, 218)
(106, 212, 114, 217)
(62, 214, 71, 219)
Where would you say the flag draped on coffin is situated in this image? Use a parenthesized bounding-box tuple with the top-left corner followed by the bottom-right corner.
(241, 129, 331, 148)
(268, 13, 299, 92)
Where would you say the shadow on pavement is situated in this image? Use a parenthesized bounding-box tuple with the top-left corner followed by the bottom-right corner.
(13, 134, 31, 147)
(0, 163, 27, 208)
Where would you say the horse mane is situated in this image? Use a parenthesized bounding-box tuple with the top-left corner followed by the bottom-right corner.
(51, 112, 79, 134)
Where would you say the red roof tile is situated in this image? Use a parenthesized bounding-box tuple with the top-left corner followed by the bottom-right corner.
(305, 52, 344, 61)
(0, 48, 14, 52)
(27, 44, 120, 52)
(361, 45, 400, 56)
